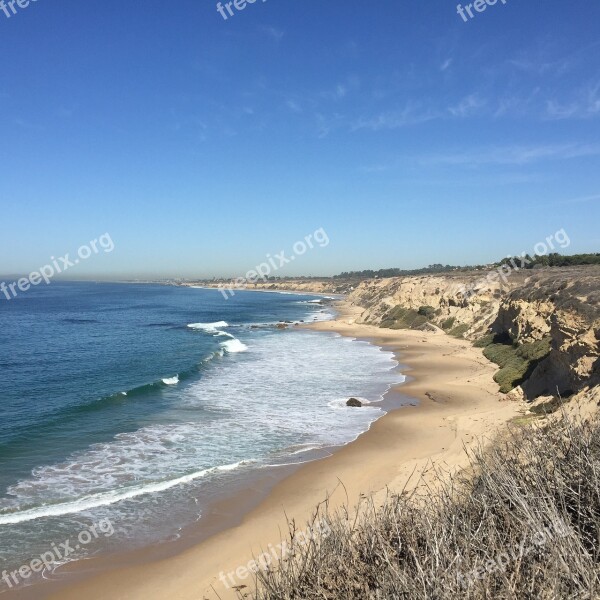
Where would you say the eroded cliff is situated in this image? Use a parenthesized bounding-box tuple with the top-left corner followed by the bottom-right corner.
(347, 266, 600, 400)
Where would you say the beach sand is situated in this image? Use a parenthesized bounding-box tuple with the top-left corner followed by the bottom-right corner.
(39, 301, 522, 600)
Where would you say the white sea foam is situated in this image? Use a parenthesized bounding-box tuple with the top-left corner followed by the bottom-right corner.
(187, 321, 229, 333)
(220, 338, 248, 353)
(0, 461, 249, 525)
(0, 329, 401, 540)
(327, 397, 381, 411)
(162, 376, 179, 385)
(216, 331, 234, 338)
(187, 321, 247, 352)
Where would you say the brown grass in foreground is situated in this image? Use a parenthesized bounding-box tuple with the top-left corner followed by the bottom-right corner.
(245, 411, 600, 599)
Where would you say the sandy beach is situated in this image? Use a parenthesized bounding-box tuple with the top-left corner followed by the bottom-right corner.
(36, 300, 522, 600)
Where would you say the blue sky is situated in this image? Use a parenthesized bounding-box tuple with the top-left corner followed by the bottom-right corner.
(0, 0, 599, 278)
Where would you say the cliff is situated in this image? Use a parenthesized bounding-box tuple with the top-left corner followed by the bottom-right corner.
(347, 266, 600, 400)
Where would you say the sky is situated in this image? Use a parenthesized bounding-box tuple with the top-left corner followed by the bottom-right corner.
(0, 0, 599, 279)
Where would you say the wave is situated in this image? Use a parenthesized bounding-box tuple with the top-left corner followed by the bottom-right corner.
(0, 461, 251, 526)
(216, 331, 234, 338)
(162, 376, 179, 385)
(187, 321, 248, 354)
(221, 338, 248, 353)
(187, 321, 229, 333)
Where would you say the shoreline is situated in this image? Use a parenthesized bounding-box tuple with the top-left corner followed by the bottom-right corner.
(16, 300, 522, 600)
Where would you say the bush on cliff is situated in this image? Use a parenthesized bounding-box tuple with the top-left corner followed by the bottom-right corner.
(441, 317, 456, 330)
(483, 337, 552, 393)
(380, 306, 429, 329)
(449, 323, 470, 338)
(418, 305, 436, 318)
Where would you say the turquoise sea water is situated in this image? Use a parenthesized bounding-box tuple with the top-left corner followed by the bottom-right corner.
(0, 282, 403, 589)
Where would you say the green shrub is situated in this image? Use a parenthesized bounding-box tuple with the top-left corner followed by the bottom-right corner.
(484, 337, 552, 393)
(418, 306, 436, 318)
(380, 306, 429, 330)
(473, 333, 495, 348)
(483, 343, 518, 368)
(441, 317, 456, 330)
(449, 323, 469, 338)
(516, 337, 552, 362)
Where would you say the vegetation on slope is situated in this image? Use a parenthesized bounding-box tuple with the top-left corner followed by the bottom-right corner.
(481, 337, 553, 393)
(380, 306, 430, 330)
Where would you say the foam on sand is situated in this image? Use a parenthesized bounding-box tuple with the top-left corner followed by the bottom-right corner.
(0, 461, 250, 525)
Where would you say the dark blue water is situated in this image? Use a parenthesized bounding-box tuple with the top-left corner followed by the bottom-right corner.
(0, 282, 402, 589)
(0, 282, 321, 491)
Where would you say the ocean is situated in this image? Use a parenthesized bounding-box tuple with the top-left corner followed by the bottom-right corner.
(0, 282, 403, 588)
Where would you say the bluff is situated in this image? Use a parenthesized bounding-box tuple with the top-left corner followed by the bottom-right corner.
(347, 266, 600, 400)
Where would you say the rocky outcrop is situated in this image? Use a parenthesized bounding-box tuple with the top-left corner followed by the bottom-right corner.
(521, 306, 599, 398)
(346, 398, 363, 407)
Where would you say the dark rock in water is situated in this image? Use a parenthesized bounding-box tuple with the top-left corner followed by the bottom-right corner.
(346, 398, 362, 407)
(276, 323, 288, 329)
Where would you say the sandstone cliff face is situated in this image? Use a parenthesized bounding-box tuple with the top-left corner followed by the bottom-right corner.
(347, 267, 600, 400)
(348, 273, 504, 339)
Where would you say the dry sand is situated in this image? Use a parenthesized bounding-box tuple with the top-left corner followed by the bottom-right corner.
(40, 301, 522, 600)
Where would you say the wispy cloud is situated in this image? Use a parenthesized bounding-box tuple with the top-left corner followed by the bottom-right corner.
(440, 58, 453, 72)
(448, 94, 486, 117)
(285, 99, 302, 113)
(319, 76, 360, 101)
(508, 57, 572, 77)
(493, 88, 541, 117)
(261, 26, 284, 42)
(315, 112, 345, 139)
(352, 103, 439, 131)
(545, 82, 600, 120)
(420, 143, 600, 167)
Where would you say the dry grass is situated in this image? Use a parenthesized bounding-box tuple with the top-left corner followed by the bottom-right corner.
(245, 411, 600, 600)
